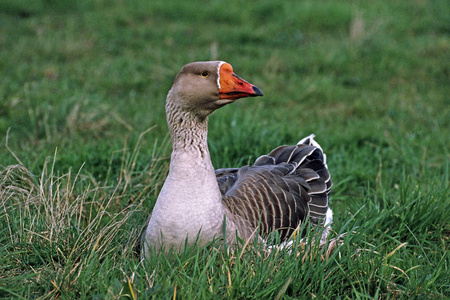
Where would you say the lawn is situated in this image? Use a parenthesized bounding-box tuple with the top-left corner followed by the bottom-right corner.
(0, 0, 449, 298)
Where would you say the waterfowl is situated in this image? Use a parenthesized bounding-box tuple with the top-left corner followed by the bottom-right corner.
(143, 61, 332, 256)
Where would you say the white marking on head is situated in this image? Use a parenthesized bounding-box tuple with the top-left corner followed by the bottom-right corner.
(217, 61, 226, 90)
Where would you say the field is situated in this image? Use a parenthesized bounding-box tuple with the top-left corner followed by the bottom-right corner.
(0, 0, 449, 298)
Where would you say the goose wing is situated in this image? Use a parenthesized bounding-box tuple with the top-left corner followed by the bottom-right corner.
(215, 135, 332, 241)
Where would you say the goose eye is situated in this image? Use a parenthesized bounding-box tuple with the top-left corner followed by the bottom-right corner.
(201, 71, 209, 77)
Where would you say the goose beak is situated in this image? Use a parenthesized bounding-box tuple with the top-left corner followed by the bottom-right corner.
(219, 63, 263, 100)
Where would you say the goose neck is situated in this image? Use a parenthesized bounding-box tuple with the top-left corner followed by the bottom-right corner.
(167, 106, 210, 158)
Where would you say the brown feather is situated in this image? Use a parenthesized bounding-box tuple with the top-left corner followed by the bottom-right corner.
(218, 139, 332, 242)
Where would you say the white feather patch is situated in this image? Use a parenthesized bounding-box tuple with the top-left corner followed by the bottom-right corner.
(324, 208, 333, 226)
(217, 61, 226, 90)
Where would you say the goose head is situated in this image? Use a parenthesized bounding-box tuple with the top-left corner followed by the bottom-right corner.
(167, 61, 263, 120)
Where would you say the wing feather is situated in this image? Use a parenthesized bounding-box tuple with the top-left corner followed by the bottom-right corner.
(218, 136, 332, 242)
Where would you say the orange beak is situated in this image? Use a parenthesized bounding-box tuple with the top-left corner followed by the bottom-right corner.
(219, 63, 263, 100)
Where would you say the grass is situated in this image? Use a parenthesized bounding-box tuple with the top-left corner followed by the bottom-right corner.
(0, 0, 449, 298)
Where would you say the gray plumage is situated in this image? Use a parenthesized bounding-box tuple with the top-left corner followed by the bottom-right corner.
(142, 61, 333, 256)
(217, 137, 332, 242)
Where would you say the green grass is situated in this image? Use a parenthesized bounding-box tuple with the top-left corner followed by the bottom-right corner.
(1, 0, 449, 298)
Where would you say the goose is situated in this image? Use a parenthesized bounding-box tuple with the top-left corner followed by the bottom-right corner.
(143, 61, 332, 256)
